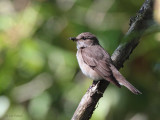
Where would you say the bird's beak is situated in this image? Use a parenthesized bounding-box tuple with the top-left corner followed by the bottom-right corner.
(69, 37, 77, 41)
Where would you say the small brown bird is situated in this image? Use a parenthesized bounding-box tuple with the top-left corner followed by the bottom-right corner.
(70, 32, 141, 94)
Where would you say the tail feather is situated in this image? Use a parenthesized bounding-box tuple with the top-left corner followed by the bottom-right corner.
(110, 64, 142, 95)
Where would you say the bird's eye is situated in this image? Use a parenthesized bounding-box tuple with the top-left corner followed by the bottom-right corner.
(82, 36, 86, 40)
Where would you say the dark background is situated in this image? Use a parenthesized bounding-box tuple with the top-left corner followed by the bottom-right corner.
(0, 0, 160, 120)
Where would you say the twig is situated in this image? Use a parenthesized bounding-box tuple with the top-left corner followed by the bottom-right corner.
(71, 0, 154, 120)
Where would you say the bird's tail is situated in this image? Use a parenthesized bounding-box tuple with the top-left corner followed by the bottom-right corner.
(110, 64, 142, 95)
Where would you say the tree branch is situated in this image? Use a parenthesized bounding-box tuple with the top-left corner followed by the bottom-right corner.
(72, 0, 154, 119)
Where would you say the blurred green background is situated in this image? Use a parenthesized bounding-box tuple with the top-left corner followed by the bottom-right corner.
(0, 0, 160, 120)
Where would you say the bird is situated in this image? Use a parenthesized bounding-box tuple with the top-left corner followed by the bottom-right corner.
(69, 32, 141, 95)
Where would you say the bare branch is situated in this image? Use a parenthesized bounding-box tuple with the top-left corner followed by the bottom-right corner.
(72, 0, 154, 120)
(112, 0, 154, 69)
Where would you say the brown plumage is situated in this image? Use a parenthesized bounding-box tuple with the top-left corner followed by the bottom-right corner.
(70, 32, 142, 95)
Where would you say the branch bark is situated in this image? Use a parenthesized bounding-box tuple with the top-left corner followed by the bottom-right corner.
(72, 0, 154, 119)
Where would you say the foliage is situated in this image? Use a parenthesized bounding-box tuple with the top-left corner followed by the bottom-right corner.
(0, 0, 160, 120)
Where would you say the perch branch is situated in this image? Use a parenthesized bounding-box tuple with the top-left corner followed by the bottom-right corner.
(72, 0, 154, 120)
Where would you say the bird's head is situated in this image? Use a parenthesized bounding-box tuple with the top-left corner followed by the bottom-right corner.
(69, 32, 99, 49)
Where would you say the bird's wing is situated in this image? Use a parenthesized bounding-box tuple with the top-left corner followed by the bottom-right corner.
(81, 45, 141, 94)
(81, 45, 121, 87)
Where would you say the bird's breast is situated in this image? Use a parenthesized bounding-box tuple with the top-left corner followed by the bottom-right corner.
(76, 50, 102, 81)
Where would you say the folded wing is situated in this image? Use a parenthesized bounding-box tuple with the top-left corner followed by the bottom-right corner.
(81, 45, 121, 87)
(81, 45, 142, 94)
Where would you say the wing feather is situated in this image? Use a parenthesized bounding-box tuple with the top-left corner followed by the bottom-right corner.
(80, 45, 141, 94)
(81, 45, 121, 87)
